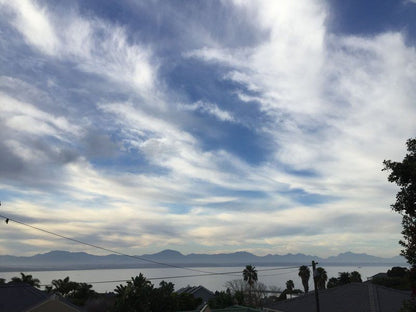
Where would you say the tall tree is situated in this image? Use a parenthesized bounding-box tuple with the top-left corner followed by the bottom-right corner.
(298, 265, 310, 293)
(316, 267, 328, 290)
(383, 138, 416, 311)
(383, 138, 416, 265)
(11, 273, 40, 288)
(46, 277, 96, 306)
(114, 274, 153, 312)
(48, 277, 75, 296)
(243, 264, 258, 288)
(286, 280, 295, 298)
(350, 271, 362, 283)
(243, 265, 258, 306)
(338, 272, 352, 285)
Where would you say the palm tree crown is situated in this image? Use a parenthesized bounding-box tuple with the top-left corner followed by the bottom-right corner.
(11, 273, 40, 288)
(286, 280, 294, 292)
(298, 265, 310, 293)
(316, 267, 328, 290)
(243, 265, 258, 287)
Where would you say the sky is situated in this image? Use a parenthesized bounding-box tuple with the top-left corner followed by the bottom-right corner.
(0, 0, 416, 258)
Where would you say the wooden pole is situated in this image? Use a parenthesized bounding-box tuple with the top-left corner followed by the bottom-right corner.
(312, 261, 321, 312)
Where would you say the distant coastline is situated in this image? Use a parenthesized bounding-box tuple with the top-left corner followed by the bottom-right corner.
(0, 250, 407, 272)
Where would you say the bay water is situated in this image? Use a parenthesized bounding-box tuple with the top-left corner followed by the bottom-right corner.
(0, 265, 396, 293)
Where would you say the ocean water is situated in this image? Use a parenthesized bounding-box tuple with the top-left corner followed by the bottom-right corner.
(0, 265, 397, 293)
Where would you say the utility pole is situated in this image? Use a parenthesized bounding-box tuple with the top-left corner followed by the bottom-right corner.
(312, 260, 321, 312)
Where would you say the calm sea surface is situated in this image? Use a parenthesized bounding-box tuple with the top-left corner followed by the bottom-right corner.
(0, 265, 399, 293)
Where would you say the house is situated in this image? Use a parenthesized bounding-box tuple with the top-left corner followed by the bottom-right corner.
(263, 282, 411, 312)
(369, 273, 389, 280)
(0, 283, 81, 312)
(177, 285, 215, 302)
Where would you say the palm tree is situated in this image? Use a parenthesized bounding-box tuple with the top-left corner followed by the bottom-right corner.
(49, 276, 78, 297)
(11, 273, 40, 288)
(243, 265, 258, 305)
(316, 267, 328, 290)
(338, 272, 351, 285)
(350, 271, 362, 283)
(298, 265, 310, 293)
(243, 265, 258, 288)
(285, 280, 295, 298)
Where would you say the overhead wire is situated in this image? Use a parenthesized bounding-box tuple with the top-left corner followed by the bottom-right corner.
(39, 266, 306, 287)
(0, 212, 311, 286)
(0, 214, 215, 274)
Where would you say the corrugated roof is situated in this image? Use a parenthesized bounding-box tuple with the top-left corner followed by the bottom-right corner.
(0, 283, 49, 312)
(265, 282, 411, 312)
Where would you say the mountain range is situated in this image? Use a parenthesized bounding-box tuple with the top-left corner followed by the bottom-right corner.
(0, 250, 406, 271)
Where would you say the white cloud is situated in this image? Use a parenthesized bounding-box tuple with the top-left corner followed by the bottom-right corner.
(0, 0, 413, 258)
(178, 100, 235, 122)
(0, 92, 80, 138)
(0, 1, 158, 97)
(181, 0, 416, 255)
(1, 0, 59, 55)
(189, 2, 416, 198)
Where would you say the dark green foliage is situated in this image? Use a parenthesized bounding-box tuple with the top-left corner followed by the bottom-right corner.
(384, 138, 416, 311)
(234, 290, 245, 305)
(383, 138, 416, 265)
(298, 265, 310, 293)
(243, 265, 258, 287)
(326, 271, 362, 288)
(114, 274, 153, 312)
(208, 290, 234, 309)
(243, 264, 258, 306)
(47, 276, 78, 296)
(172, 293, 202, 311)
(278, 291, 287, 300)
(47, 276, 97, 306)
(285, 280, 294, 293)
(338, 272, 351, 285)
(388, 267, 409, 278)
(372, 276, 411, 290)
(150, 281, 176, 312)
(316, 267, 328, 290)
(11, 273, 40, 288)
(327, 277, 338, 288)
(372, 266, 411, 290)
(0, 278, 5, 284)
(70, 283, 97, 306)
(350, 271, 362, 283)
(114, 274, 202, 312)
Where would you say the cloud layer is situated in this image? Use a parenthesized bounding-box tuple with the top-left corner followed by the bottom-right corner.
(0, 0, 415, 258)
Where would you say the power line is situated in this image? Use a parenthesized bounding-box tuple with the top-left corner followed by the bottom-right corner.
(0, 213, 215, 274)
(258, 268, 301, 277)
(0, 213, 309, 281)
(39, 266, 306, 287)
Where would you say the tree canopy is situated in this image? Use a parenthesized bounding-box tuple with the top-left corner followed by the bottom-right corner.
(113, 274, 201, 312)
(243, 265, 258, 287)
(298, 265, 310, 293)
(316, 267, 328, 290)
(11, 273, 40, 288)
(383, 138, 416, 265)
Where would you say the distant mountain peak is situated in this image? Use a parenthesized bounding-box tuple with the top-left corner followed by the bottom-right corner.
(153, 249, 184, 256)
(0, 249, 406, 271)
